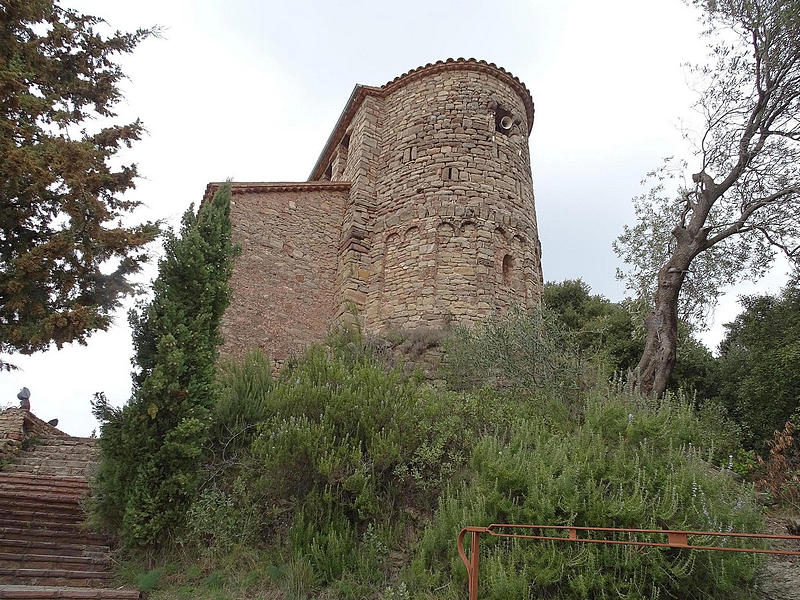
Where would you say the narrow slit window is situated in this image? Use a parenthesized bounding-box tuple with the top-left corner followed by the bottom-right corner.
(502, 254, 514, 285)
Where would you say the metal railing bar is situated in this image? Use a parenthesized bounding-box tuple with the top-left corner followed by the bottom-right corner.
(457, 523, 800, 600)
(484, 523, 800, 541)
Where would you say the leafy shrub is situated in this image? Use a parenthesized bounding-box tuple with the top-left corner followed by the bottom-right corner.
(157, 313, 758, 598)
(135, 568, 163, 593)
(410, 388, 762, 600)
(441, 306, 586, 396)
(205, 341, 511, 593)
(181, 482, 260, 552)
(716, 284, 800, 451)
(210, 350, 274, 457)
(733, 449, 758, 479)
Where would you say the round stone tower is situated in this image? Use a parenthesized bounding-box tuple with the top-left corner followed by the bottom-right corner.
(311, 58, 543, 332)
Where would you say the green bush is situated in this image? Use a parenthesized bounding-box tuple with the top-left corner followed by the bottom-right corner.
(156, 313, 760, 598)
(716, 284, 800, 452)
(205, 340, 511, 594)
(91, 184, 238, 547)
(442, 306, 586, 397)
(410, 388, 761, 599)
(209, 350, 274, 456)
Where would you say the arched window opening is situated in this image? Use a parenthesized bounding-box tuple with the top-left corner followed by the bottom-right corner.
(502, 254, 514, 285)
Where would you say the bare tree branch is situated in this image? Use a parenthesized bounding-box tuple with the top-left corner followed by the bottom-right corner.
(615, 0, 800, 397)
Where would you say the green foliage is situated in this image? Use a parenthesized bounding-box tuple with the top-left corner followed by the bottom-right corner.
(0, 1, 160, 355)
(411, 390, 760, 600)
(441, 305, 585, 396)
(733, 449, 758, 479)
(544, 279, 720, 400)
(119, 311, 759, 598)
(716, 283, 800, 451)
(91, 184, 238, 547)
(162, 316, 755, 598)
(226, 344, 505, 587)
(613, 0, 800, 396)
(165, 324, 516, 596)
(210, 351, 274, 455)
(136, 569, 164, 593)
(543, 279, 643, 372)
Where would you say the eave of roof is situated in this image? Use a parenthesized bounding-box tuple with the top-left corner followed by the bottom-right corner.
(308, 58, 535, 181)
(202, 181, 351, 206)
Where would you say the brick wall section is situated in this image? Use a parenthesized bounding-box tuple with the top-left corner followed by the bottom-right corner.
(0, 408, 66, 461)
(217, 183, 348, 363)
(214, 58, 543, 360)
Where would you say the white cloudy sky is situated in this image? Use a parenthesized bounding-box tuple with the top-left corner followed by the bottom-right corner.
(0, 0, 791, 435)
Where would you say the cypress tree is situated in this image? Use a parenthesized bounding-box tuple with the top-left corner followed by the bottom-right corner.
(92, 183, 238, 547)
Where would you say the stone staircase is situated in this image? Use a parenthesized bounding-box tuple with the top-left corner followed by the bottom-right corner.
(0, 436, 139, 599)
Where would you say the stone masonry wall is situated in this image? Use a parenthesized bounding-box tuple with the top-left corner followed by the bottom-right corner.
(332, 96, 383, 323)
(217, 59, 543, 361)
(361, 66, 542, 329)
(0, 408, 66, 461)
(218, 183, 348, 363)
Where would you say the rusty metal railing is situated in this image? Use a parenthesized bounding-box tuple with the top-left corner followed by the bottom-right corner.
(457, 524, 800, 600)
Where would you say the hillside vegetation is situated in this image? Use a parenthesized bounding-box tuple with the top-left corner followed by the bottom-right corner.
(96, 311, 769, 600)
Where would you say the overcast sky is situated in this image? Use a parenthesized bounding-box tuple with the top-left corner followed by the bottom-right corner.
(0, 0, 791, 436)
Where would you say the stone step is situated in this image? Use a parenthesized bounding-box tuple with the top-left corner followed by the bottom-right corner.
(12, 455, 95, 463)
(0, 490, 85, 510)
(0, 540, 108, 560)
(0, 528, 108, 546)
(14, 447, 97, 456)
(0, 466, 95, 478)
(0, 569, 113, 588)
(0, 519, 92, 534)
(0, 585, 140, 599)
(8, 463, 96, 473)
(0, 507, 84, 526)
(11, 457, 96, 468)
(18, 437, 97, 447)
(0, 474, 90, 490)
(0, 437, 133, 596)
(0, 485, 85, 501)
(0, 554, 110, 572)
(0, 502, 85, 524)
(15, 440, 96, 448)
(8, 455, 96, 465)
(15, 443, 97, 451)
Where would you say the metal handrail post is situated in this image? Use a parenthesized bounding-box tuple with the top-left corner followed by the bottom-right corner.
(458, 526, 488, 600)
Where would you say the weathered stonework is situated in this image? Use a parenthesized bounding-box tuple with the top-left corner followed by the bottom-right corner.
(208, 58, 543, 362)
(0, 408, 66, 461)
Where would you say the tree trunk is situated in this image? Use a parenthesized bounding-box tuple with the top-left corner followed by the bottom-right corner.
(633, 253, 690, 397)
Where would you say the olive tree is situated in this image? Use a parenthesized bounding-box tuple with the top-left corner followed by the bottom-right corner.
(615, 0, 800, 397)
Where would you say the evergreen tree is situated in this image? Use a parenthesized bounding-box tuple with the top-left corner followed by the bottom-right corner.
(92, 184, 238, 547)
(716, 282, 800, 451)
(1, 1, 159, 359)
